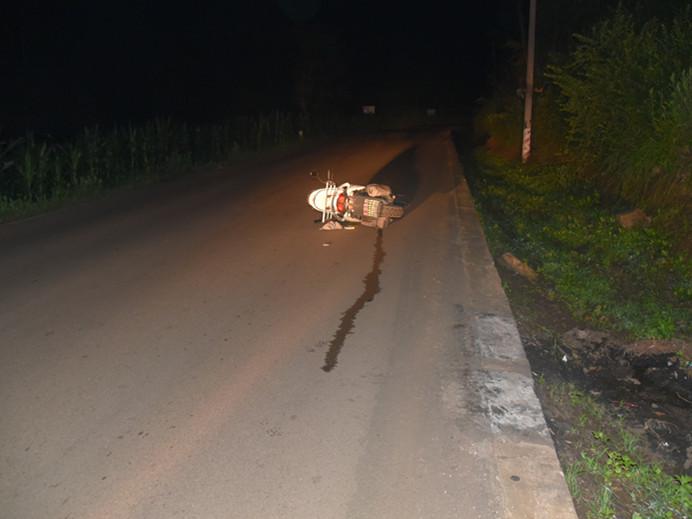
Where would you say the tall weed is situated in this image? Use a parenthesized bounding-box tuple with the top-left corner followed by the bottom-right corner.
(547, 7, 692, 221)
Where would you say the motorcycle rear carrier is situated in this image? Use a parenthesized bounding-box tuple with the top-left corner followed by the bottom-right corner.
(351, 195, 383, 218)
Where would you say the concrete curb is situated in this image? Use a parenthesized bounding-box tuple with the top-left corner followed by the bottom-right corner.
(447, 137, 579, 519)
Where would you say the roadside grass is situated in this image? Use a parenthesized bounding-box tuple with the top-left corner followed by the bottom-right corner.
(544, 382, 691, 519)
(467, 150, 692, 340)
(0, 113, 307, 222)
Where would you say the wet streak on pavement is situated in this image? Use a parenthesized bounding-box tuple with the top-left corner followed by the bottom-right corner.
(322, 229, 385, 372)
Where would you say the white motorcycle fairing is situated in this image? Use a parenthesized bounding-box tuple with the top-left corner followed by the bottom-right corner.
(307, 182, 365, 223)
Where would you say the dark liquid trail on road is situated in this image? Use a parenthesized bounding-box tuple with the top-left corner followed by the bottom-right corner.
(322, 230, 385, 372)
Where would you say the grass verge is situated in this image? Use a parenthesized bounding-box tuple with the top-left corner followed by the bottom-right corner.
(465, 150, 691, 340)
(540, 382, 690, 519)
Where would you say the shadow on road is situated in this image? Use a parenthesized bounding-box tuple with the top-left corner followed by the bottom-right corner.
(366, 140, 450, 219)
(367, 147, 419, 200)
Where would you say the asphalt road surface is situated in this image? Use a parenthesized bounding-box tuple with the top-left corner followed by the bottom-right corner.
(0, 131, 577, 519)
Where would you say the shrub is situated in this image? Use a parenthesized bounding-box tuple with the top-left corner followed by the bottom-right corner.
(547, 7, 692, 224)
(473, 95, 523, 160)
(474, 85, 567, 164)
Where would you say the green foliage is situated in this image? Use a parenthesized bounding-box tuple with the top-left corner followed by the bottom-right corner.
(0, 113, 308, 219)
(564, 462, 583, 499)
(473, 95, 523, 159)
(473, 88, 567, 163)
(576, 447, 692, 519)
(548, 383, 690, 519)
(547, 7, 692, 222)
(470, 152, 691, 339)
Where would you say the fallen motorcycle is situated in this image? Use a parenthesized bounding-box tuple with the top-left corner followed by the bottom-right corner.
(307, 171, 404, 229)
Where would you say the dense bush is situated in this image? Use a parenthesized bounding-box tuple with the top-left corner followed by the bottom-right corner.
(547, 8, 692, 225)
(473, 87, 566, 163)
(473, 94, 523, 160)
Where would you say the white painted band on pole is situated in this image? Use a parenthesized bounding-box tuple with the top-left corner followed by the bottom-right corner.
(522, 0, 537, 163)
(522, 126, 532, 163)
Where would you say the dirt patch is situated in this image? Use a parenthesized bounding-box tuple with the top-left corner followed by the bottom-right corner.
(495, 265, 691, 517)
(626, 339, 692, 359)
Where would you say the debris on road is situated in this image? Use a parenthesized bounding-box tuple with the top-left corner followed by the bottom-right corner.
(320, 221, 344, 231)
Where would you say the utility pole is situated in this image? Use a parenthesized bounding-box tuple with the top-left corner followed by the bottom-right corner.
(521, 0, 537, 163)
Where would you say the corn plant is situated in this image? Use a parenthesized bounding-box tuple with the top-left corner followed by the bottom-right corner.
(0, 111, 322, 220)
(17, 136, 54, 201)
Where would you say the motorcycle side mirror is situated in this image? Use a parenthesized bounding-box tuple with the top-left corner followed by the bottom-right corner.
(310, 170, 333, 183)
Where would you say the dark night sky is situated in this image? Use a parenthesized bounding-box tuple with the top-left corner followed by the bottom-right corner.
(1, 0, 516, 136)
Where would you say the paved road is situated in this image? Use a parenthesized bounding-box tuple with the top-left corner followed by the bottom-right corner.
(0, 131, 576, 518)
